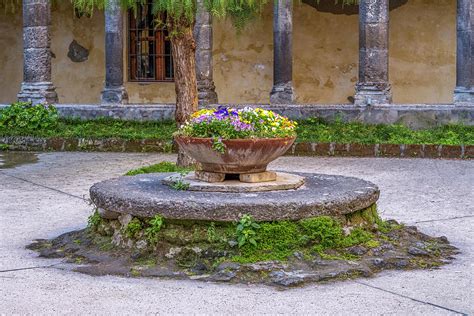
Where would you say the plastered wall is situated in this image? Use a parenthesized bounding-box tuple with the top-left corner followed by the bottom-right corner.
(0, 0, 456, 105)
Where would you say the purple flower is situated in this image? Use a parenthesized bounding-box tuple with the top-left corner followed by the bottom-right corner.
(192, 114, 212, 124)
(231, 119, 254, 132)
(215, 106, 230, 117)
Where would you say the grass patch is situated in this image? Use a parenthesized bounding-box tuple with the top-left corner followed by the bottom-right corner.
(1, 115, 472, 145)
(125, 161, 193, 176)
(0, 117, 176, 140)
(296, 118, 474, 145)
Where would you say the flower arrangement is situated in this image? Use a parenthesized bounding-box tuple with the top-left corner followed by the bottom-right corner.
(176, 106, 297, 140)
(174, 107, 297, 164)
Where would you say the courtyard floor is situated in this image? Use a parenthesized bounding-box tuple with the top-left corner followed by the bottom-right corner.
(0, 152, 472, 314)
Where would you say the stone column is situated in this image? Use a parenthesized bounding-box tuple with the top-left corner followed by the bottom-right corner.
(270, 0, 295, 104)
(17, 0, 58, 104)
(354, 0, 392, 106)
(101, 0, 128, 104)
(194, 0, 218, 106)
(454, 0, 474, 104)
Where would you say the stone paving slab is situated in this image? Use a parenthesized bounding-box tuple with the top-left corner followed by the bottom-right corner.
(0, 152, 472, 314)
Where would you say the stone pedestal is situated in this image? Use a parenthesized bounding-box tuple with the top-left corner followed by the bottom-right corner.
(91, 172, 379, 221)
(18, 0, 58, 104)
(270, 0, 295, 104)
(101, 0, 128, 104)
(354, 0, 392, 106)
(454, 0, 474, 105)
(194, 0, 218, 106)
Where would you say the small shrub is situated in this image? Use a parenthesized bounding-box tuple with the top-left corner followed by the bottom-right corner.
(0, 102, 58, 131)
(236, 215, 260, 247)
(125, 218, 143, 239)
(145, 215, 164, 244)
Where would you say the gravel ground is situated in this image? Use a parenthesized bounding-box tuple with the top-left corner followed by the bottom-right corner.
(0, 152, 472, 315)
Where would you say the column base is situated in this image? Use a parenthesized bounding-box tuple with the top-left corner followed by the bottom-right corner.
(198, 90, 218, 107)
(197, 80, 218, 106)
(270, 82, 295, 104)
(454, 87, 474, 105)
(101, 86, 128, 104)
(17, 82, 58, 105)
(354, 83, 392, 106)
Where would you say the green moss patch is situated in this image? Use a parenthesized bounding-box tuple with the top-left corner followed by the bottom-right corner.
(30, 206, 458, 287)
(87, 205, 403, 265)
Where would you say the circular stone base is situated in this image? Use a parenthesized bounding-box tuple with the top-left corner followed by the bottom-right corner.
(162, 172, 305, 193)
(90, 172, 380, 222)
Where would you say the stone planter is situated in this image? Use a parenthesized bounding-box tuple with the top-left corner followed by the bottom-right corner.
(175, 136, 296, 174)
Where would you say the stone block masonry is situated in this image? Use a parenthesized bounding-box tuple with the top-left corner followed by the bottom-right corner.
(17, 0, 58, 104)
(0, 136, 472, 159)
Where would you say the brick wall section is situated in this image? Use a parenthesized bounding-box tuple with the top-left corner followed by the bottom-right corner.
(0, 136, 472, 159)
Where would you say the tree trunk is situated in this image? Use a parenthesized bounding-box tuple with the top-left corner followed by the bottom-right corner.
(170, 24, 199, 167)
(171, 26, 198, 126)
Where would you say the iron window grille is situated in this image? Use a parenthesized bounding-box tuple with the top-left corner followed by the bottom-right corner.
(128, 2, 174, 82)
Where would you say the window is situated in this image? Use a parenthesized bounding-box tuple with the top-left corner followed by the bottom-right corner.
(128, 2, 174, 82)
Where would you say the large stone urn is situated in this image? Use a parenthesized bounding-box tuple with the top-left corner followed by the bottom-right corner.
(175, 136, 296, 174)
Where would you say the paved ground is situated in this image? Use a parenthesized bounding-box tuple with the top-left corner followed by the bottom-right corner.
(0, 152, 472, 315)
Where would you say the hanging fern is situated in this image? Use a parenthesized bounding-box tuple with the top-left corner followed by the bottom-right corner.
(1, 0, 361, 19)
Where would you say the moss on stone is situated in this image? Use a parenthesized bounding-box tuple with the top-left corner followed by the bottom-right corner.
(87, 209, 102, 231)
(93, 204, 398, 266)
(124, 218, 143, 239)
(344, 204, 379, 226)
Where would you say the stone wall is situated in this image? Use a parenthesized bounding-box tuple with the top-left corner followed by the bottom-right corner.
(0, 0, 456, 104)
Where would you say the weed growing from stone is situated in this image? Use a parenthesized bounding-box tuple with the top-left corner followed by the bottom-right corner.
(236, 215, 260, 247)
(145, 215, 164, 245)
(87, 209, 102, 231)
(170, 178, 190, 191)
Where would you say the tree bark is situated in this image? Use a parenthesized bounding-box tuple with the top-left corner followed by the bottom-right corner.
(171, 26, 199, 126)
(169, 24, 199, 167)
